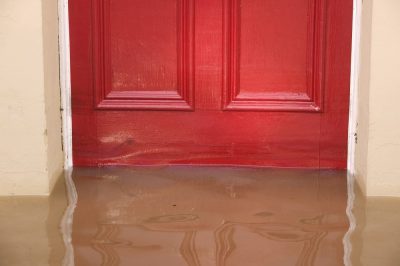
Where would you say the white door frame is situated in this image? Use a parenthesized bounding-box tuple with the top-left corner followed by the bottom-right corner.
(59, 0, 73, 169)
(347, 0, 362, 175)
(58, 0, 362, 172)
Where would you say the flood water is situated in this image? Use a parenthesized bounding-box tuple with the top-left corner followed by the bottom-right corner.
(1, 166, 400, 265)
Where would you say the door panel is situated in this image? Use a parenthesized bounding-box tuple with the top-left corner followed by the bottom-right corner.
(69, 0, 352, 168)
(223, 0, 325, 111)
(93, 0, 194, 110)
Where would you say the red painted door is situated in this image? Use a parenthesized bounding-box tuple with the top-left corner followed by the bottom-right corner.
(69, 0, 352, 168)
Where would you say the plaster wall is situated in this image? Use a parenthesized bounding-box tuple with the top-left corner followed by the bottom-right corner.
(355, 0, 400, 197)
(0, 0, 63, 195)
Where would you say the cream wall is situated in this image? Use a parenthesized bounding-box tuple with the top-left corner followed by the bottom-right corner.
(0, 0, 63, 195)
(355, 0, 400, 197)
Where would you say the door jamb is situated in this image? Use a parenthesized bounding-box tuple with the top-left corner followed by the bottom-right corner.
(58, 0, 362, 172)
(347, 0, 362, 175)
(59, 0, 73, 169)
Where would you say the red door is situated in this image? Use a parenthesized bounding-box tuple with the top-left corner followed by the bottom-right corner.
(69, 0, 352, 168)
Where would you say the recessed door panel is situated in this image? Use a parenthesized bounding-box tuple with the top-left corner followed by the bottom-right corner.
(223, 0, 325, 111)
(93, 0, 194, 110)
(240, 0, 309, 94)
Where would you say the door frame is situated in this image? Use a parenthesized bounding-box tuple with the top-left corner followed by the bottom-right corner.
(347, 0, 362, 175)
(59, 0, 73, 168)
(58, 0, 362, 173)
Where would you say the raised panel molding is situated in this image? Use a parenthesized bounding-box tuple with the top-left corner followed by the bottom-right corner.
(93, 0, 195, 110)
(222, 0, 326, 112)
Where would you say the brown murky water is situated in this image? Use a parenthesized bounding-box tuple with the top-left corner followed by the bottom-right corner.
(1, 166, 400, 265)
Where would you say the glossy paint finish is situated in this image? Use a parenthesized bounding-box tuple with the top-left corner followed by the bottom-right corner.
(1, 167, 400, 265)
(69, 0, 352, 167)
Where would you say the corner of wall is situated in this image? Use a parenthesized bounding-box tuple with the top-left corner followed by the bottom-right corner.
(0, 0, 64, 196)
(353, 0, 372, 196)
(42, 0, 65, 194)
(354, 0, 400, 197)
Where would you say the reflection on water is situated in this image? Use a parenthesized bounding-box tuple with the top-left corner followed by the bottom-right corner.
(1, 166, 400, 265)
(350, 184, 400, 266)
(0, 176, 68, 266)
(71, 167, 348, 266)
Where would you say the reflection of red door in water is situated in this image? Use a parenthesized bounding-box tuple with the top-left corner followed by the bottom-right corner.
(69, 0, 352, 167)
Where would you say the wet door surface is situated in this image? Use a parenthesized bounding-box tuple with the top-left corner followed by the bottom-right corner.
(69, 0, 352, 167)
